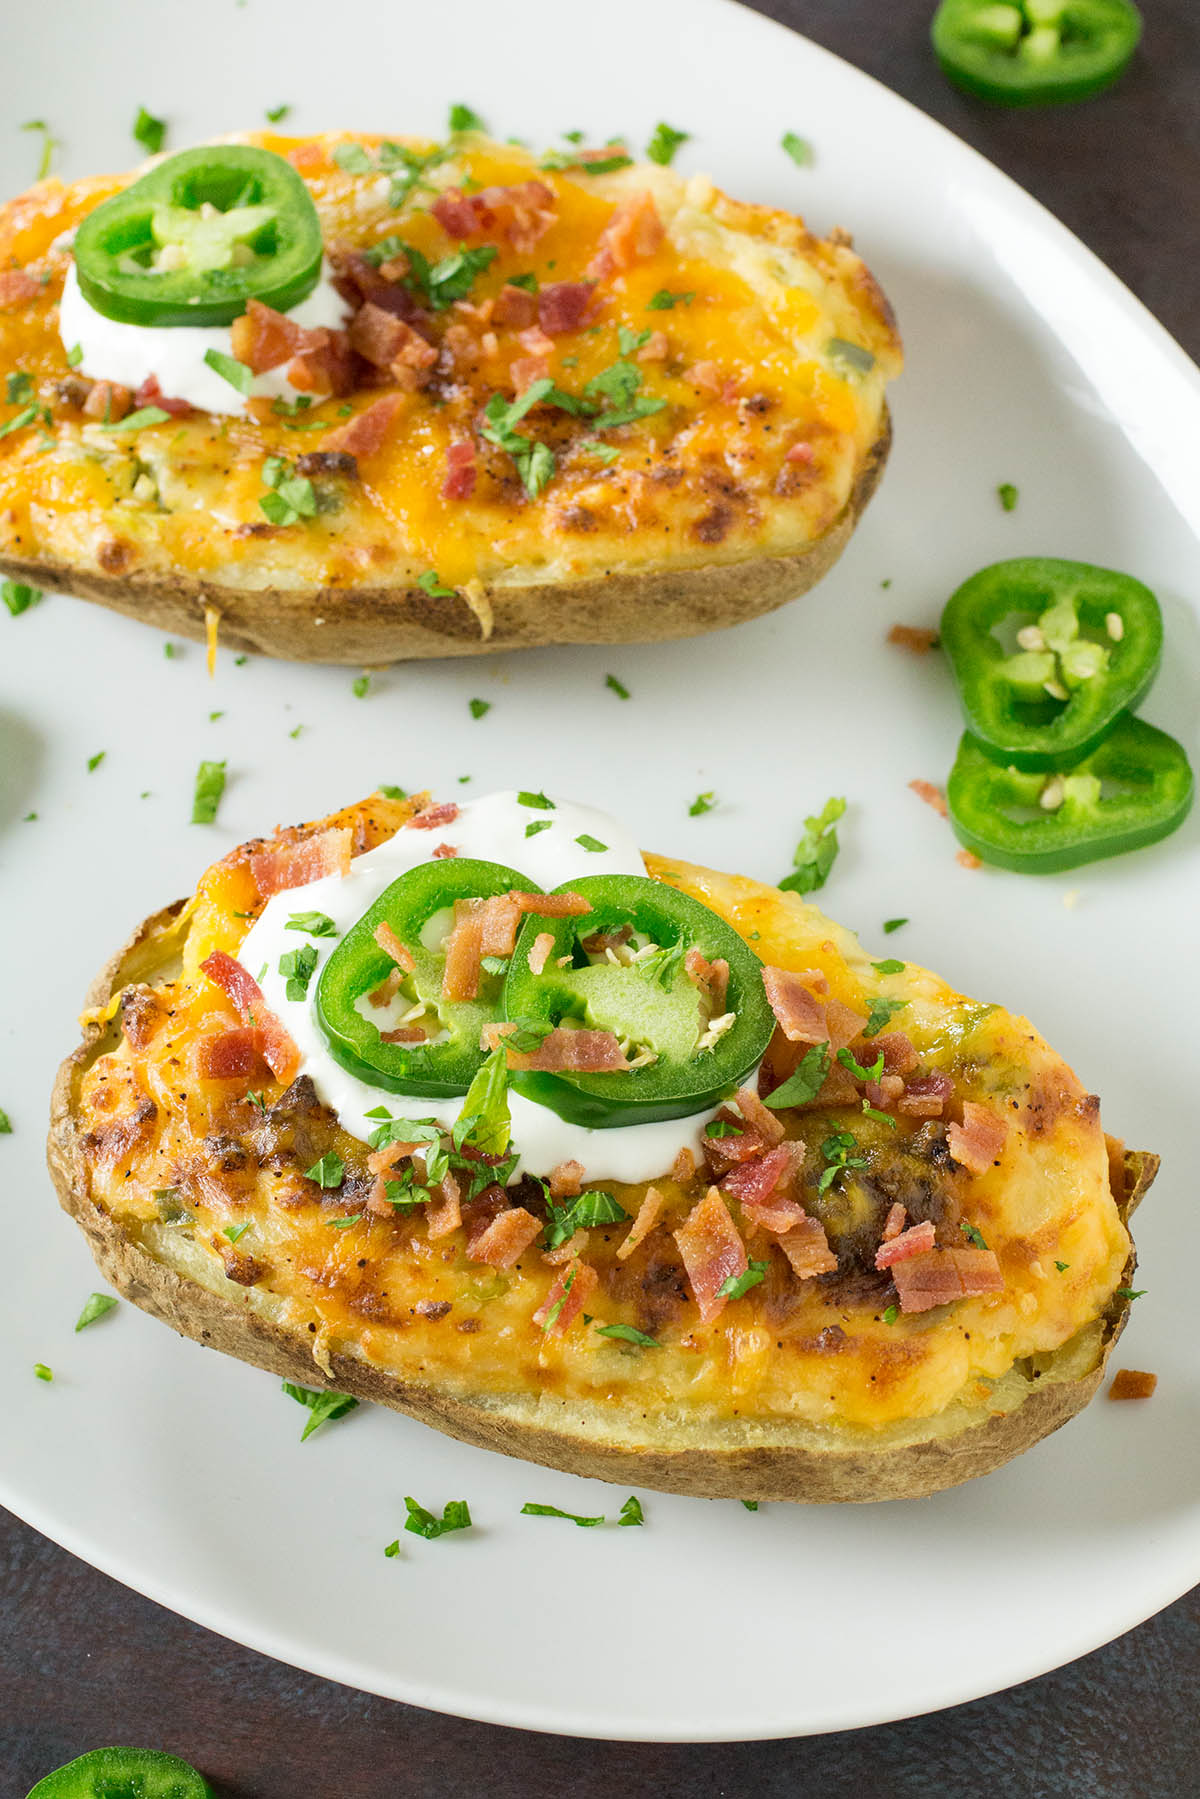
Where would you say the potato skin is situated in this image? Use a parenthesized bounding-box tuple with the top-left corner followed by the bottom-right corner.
(47, 897, 1154, 1504)
(4, 414, 890, 665)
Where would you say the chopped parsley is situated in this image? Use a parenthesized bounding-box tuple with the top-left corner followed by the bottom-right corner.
(74, 1293, 118, 1332)
(580, 438, 620, 463)
(520, 1502, 605, 1527)
(872, 959, 906, 975)
(279, 943, 318, 1001)
(862, 1100, 897, 1129)
(163, 642, 178, 658)
(304, 1151, 345, 1188)
(2, 580, 41, 616)
(0, 404, 40, 439)
(544, 1190, 628, 1250)
(605, 673, 631, 699)
(100, 406, 171, 431)
(818, 1129, 867, 1193)
(203, 348, 254, 395)
(717, 1260, 768, 1302)
(646, 121, 689, 165)
(86, 750, 106, 773)
(325, 1213, 363, 1231)
(265, 104, 292, 123)
(333, 138, 449, 209)
(883, 917, 908, 935)
(781, 131, 813, 166)
(66, 342, 83, 367)
(0, 1108, 10, 1134)
(508, 271, 539, 292)
(5, 371, 32, 404)
(480, 954, 509, 976)
(405, 1495, 472, 1539)
(863, 997, 908, 1038)
(1055, 1260, 1070, 1273)
(1115, 1288, 1146, 1301)
(286, 911, 337, 937)
(741, 1500, 760, 1512)
(836, 1047, 884, 1082)
(882, 1305, 899, 1325)
(961, 1221, 989, 1251)
(459, 1045, 512, 1155)
(469, 697, 491, 720)
(353, 674, 370, 699)
(763, 1041, 830, 1110)
(583, 349, 666, 429)
(384, 1539, 401, 1558)
(519, 789, 555, 810)
(21, 119, 58, 180)
(481, 382, 560, 498)
(706, 1119, 744, 1138)
(779, 796, 844, 895)
(449, 103, 487, 133)
(191, 759, 226, 825)
(596, 1322, 660, 1348)
(33, 1363, 53, 1383)
(618, 1495, 645, 1526)
(133, 107, 166, 154)
(575, 833, 607, 852)
(416, 569, 457, 597)
(282, 1379, 358, 1441)
(526, 820, 552, 838)
(540, 1266, 577, 1333)
(222, 1221, 252, 1244)
(647, 288, 694, 310)
(398, 239, 498, 310)
(259, 456, 317, 525)
(997, 482, 1019, 512)
(689, 791, 716, 816)
(378, 784, 407, 800)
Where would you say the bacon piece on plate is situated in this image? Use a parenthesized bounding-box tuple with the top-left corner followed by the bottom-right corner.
(548, 1160, 585, 1199)
(947, 1101, 1009, 1175)
(528, 931, 555, 976)
(888, 624, 938, 654)
(722, 1144, 793, 1208)
(909, 779, 948, 819)
(432, 181, 557, 253)
(881, 1202, 907, 1242)
(468, 1205, 542, 1269)
(134, 373, 192, 417)
(686, 948, 729, 1015)
(0, 267, 43, 308)
(674, 1186, 747, 1324)
(734, 1084, 785, 1145)
(534, 1258, 599, 1335)
(1109, 1369, 1158, 1400)
(321, 393, 405, 460)
(617, 1186, 665, 1261)
(762, 967, 828, 1043)
(374, 921, 414, 972)
(250, 826, 353, 899)
(537, 281, 596, 335)
(898, 1071, 954, 1118)
(507, 1028, 626, 1073)
(589, 192, 664, 279)
(407, 801, 460, 831)
(426, 1172, 463, 1240)
(874, 1219, 937, 1270)
(231, 298, 303, 371)
(777, 1214, 838, 1279)
(891, 1245, 1004, 1313)
(492, 283, 538, 329)
(442, 438, 477, 500)
(195, 1026, 267, 1081)
(200, 951, 300, 1084)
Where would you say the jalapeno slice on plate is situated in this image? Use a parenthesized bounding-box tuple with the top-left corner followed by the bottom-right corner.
(931, 0, 1142, 106)
(316, 858, 538, 1098)
(502, 874, 774, 1127)
(73, 144, 323, 327)
(947, 714, 1193, 872)
(26, 1746, 216, 1798)
(940, 557, 1162, 771)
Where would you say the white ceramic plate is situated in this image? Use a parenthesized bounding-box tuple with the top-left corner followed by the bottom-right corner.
(2, 0, 1199, 1743)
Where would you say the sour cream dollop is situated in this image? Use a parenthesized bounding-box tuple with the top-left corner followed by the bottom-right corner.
(57, 258, 350, 416)
(238, 791, 727, 1184)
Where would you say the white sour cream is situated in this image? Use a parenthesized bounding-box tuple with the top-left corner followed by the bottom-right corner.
(238, 790, 725, 1183)
(58, 258, 350, 416)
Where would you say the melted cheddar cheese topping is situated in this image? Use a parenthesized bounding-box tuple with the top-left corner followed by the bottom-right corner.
(0, 131, 900, 596)
(73, 794, 1129, 1436)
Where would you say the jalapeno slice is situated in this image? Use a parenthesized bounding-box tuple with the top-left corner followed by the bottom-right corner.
(947, 714, 1193, 872)
(931, 0, 1141, 105)
(316, 859, 540, 1098)
(501, 874, 774, 1128)
(73, 145, 323, 328)
(26, 1746, 216, 1798)
(940, 558, 1162, 771)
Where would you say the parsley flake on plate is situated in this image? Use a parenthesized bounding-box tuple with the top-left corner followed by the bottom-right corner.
(405, 1495, 472, 1538)
(646, 121, 689, 165)
(2, 580, 41, 616)
(74, 1293, 118, 1331)
(132, 107, 166, 154)
(520, 1502, 605, 1527)
(282, 1380, 358, 1441)
(780, 796, 844, 894)
(191, 759, 226, 824)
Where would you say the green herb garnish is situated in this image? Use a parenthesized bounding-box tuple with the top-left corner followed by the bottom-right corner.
(191, 759, 226, 825)
(279, 943, 318, 1001)
(405, 1495, 472, 1538)
(203, 348, 254, 395)
(646, 121, 689, 165)
(75, 1293, 118, 1331)
(780, 796, 844, 894)
(763, 1041, 830, 1110)
(469, 697, 491, 719)
(717, 1261, 768, 1302)
(286, 911, 337, 937)
(596, 1323, 660, 1348)
(781, 131, 812, 166)
(304, 1151, 345, 1188)
(863, 997, 908, 1038)
(618, 1495, 645, 1525)
(689, 791, 716, 816)
(520, 1502, 604, 1527)
(2, 580, 41, 616)
(997, 482, 1019, 512)
(282, 1380, 358, 1441)
(133, 107, 167, 154)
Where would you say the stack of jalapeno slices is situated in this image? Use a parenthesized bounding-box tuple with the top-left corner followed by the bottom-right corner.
(315, 861, 776, 1128)
(939, 557, 1194, 873)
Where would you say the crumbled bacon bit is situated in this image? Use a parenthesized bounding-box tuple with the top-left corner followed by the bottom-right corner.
(733, 1084, 786, 1146)
(432, 180, 557, 254)
(1109, 1369, 1157, 1400)
(322, 393, 405, 460)
(528, 931, 555, 976)
(442, 900, 486, 1002)
(723, 1144, 794, 1207)
(909, 779, 948, 819)
(898, 1071, 954, 1117)
(199, 951, 300, 1085)
(777, 1214, 838, 1279)
(761, 967, 828, 1044)
(368, 968, 403, 1008)
(511, 353, 550, 392)
(881, 1202, 907, 1241)
(874, 1219, 937, 1270)
(685, 948, 729, 1015)
(468, 1205, 542, 1269)
(134, 373, 192, 417)
(407, 801, 460, 830)
(638, 330, 669, 362)
(947, 1101, 1008, 1175)
(582, 925, 632, 954)
(673, 1186, 747, 1324)
(442, 438, 477, 501)
(250, 827, 353, 899)
(426, 1173, 462, 1240)
(349, 303, 437, 389)
(537, 281, 597, 335)
(507, 1028, 626, 1073)
(589, 192, 664, 279)
(0, 268, 43, 308)
(83, 380, 132, 422)
(870, 1033, 919, 1077)
(533, 1258, 598, 1335)
(231, 298, 304, 373)
(195, 1027, 267, 1081)
(374, 921, 414, 972)
(785, 439, 815, 465)
(492, 283, 538, 329)
(548, 1160, 585, 1200)
(432, 842, 458, 859)
(684, 361, 724, 397)
(617, 1186, 665, 1261)
(671, 1147, 695, 1185)
(956, 850, 983, 870)
(891, 1245, 1004, 1313)
(888, 624, 938, 654)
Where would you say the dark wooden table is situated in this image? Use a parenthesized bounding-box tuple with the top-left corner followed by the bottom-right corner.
(5, 4, 1199, 1793)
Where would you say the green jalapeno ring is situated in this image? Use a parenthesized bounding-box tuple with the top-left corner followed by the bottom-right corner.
(940, 558, 1163, 772)
(74, 145, 324, 328)
(26, 1745, 216, 1798)
(316, 858, 539, 1099)
(502, 873, 775, 1128)
(946, 715, 1194, 873)
(931, 0, 1142, 106)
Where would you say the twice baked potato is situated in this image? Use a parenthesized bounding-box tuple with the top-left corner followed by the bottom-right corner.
(47, 788, 1149, 1502)
(0, 128, 900, 663)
